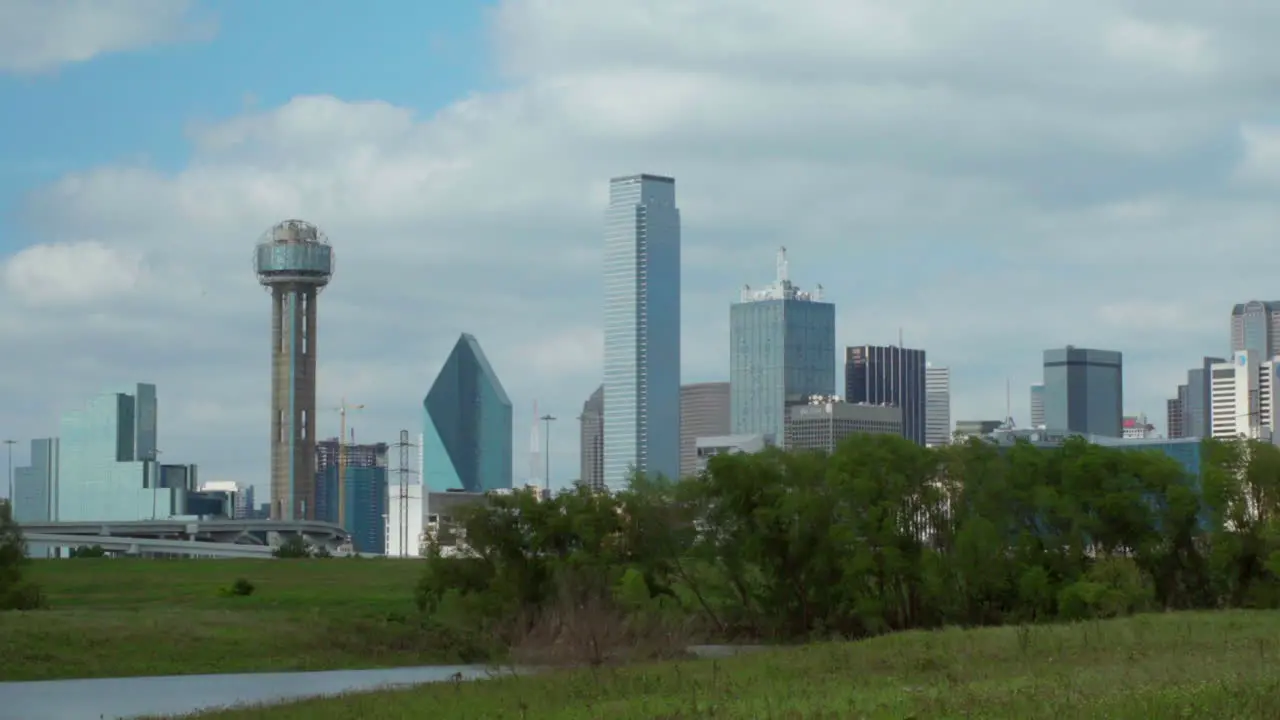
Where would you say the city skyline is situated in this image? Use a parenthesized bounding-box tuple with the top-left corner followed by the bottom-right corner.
(4, 3, 1280, 493)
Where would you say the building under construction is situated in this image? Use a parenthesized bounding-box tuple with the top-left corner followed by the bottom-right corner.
(314, 438, 388, 553)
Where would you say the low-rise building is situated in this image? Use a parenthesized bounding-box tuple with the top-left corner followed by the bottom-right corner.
(785, 396, 903, 453)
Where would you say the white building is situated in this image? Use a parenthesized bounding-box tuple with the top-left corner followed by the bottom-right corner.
(1210, 350, 1279, 440)
(694, 433, 775, 474)
(1122, 414, 1154, 439)
(385, 481, 425, 557)
(925, 365, 951, 447)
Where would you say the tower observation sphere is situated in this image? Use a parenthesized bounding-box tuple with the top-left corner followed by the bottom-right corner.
(253, 219, 335, 521)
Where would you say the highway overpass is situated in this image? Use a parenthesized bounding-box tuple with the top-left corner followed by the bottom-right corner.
(19, 519, 352, 558)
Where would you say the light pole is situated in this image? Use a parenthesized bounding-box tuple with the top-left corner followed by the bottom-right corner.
(3, 439, 15, 511)
(540, 414, 556, 495)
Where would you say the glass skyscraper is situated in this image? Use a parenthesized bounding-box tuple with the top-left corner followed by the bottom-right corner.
(845, 345, 927, 445)
(603, 174, 681, 487)
(1042, 346, 1124, 437)
(423, 333, 513, 493)
(729, 249, 835, 446)
(13, 438, 58, 523)
(1231, 301, 1280, 357)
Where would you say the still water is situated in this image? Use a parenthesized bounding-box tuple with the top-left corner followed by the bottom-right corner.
(0, 664, 510, 720)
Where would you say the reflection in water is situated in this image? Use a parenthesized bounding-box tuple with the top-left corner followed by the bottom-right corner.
(0, 665, 512, 720)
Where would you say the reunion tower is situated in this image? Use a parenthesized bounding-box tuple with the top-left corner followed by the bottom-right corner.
(254, 219, 334, 520)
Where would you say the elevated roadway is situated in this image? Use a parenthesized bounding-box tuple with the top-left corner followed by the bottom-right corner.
(18, 519, 352, 558)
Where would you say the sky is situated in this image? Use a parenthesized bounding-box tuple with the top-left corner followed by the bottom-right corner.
(1, 0, 1280, 494)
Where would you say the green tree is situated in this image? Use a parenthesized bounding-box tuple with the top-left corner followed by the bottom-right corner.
(0, 500, 45, 610)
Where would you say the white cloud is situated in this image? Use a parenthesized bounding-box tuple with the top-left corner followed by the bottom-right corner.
(0, 0, 213, 73)
(2, 240, 145, 307)
(7, 0, 1280, 488)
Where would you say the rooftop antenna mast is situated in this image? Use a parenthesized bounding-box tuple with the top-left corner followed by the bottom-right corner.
(392, 429, 418, 557)
(776, 246, 789, 284)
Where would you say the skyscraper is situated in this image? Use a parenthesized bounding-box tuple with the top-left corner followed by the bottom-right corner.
(12, 438, 58, 523)
(1185, 357, 1225, 438)
(1029, 383, 1045, 428)
(254, 219, 334, 521)
(579, 385, 604, 491)
(924, 365, 951, 447)
(1231, 301, 1280, 357)
(680, 382, 731, 478)
(603, 174, 681, 487)
(1209, 350, 1279, 439)
(1167, 387, 1187, 439)
(1042, 346, 1123, 437)
(729, 248, 835, 446)
(315, 439, 388, 553)
(423, 333, 513, 493)
(845, 345, 927, 445)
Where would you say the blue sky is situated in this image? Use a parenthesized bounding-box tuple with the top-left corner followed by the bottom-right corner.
(0, 0, 493, 250)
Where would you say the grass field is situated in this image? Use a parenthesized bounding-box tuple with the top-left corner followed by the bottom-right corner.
(180, 611, 1280, 720)
(0, 558, 444, 681)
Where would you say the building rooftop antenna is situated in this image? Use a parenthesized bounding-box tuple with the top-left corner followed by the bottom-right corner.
(776, 246, 789, 284)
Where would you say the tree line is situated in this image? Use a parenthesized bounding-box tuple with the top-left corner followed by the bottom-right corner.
(415, 434, 1280, 661)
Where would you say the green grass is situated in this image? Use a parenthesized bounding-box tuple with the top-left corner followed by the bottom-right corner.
(0, 558, 451, 681)
(181, 611, 1280, 719)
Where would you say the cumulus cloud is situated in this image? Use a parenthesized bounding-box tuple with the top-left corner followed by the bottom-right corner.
(7, 0, 1280, 486)
(0, 0, 214, 73)
(2, 240, 145, 307)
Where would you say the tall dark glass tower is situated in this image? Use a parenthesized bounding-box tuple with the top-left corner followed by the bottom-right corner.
(844, 345, 927, 445)
(423, 334, 513, 492)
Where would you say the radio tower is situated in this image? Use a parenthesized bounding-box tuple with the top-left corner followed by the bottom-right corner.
(254, 219, 334, 521)
(393, 430, 419, 556)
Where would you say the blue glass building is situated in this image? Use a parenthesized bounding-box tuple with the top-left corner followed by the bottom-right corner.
(603, 174, 682, 487)
(423, 334, 513, 493)
(730, 249, 835, 446)
(56, 383, 197, 521)
(13, 438, 58, 522)
(315, 451, 387, 554)
(1042, 346, 1124, 438)
(846, 345, 927, 445)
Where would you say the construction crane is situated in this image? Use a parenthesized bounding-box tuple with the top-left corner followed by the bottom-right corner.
(335, 397, 365, 528)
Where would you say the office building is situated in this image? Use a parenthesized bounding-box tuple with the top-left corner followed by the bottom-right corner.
(1179, 357, 1225, 439)
(1231, 301, 1280, 357)
(680, 382, 730, 478)
(845, 345, 926, 445)
(1167, 388, 1187, 439)
(1042, 347, 1123, 437)
(1030, 384, 1045, 428)
(729, 249, 835, 449)
(1122, 414, 1153, 439)
(198, 480, 255, 519)
(785, 396, 903, 453)
(924, 365, 951, 446)
(579, 385, 604, 491)
(1209, 350, 1279, 440)
(423, 333, 513, 493)
(954, 420, 1003, 441)
(694, 434, 775, 474)
(603, 173, 681, 487)
(315, 439, 388, 553)
(57, 383, 198, 521)
(12, 438, 58, 523)
(254, 220, 335, 521)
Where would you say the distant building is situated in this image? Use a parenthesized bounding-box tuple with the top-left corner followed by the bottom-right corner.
(199, 481, 255, 519)
(1122, 414, 1153, 439)
(1231, 301, 1280, 358)
(730, 248, 835, 450)
(423, 333, 513, 493)
(578, 385, 604, 491)
(785, 396, 903, 453)
(845, 345, 926, 445)
(925, 365, 951, 446)
(694, 433, 775, 474)
(1167, 390, 1187, 439)
(1042, 347, 1123, 438)
(985, 428, 1204, 483)
(603, 174, 682, 488)
(386, 480, 424, 557)
(955, 420, 1003, 441)
(57, 383, 198, 521)
(680, 382, 730, 478)
(1030, 384, 1045, 428)
(1182, 357, 1224, 438)
(1209, 350, 1280, 440)
(315, 438, 388, 553)
(12, 438, 58, 523)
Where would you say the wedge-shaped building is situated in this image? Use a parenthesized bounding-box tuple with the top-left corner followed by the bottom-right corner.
(423, 334, 513, 493)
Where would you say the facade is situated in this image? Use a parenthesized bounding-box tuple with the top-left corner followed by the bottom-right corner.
(729, 249, 836, 449)
(680, 382, 731, 478)
(1030, 383, 1045, 428)
(1184, 357, 1224, 439)
(1209, 350, 1279, 440)
(986, 428, 1204, 481)
(57, 383, 198, 522)
(845, 345, 926, 445)
(924, 365, 951, 446)
(423, 333, 514, 493)
(603, 173, 682, 487)
(12, 438, 58, 523)
(315, 439, 388, 553)
(954, 420, 1004, 441)
(1122, 414, 1153, 439)
(1042, 346, 1123, 437)
(785, 397, 903, 453)
(1230, 301, 1280, 357)
(198, 480, 255, 519)
(694, 433, 775, 474)
(579, 385, 604, 491)
(254, 220, 334, 521)
(1167, 390, 1186, 439)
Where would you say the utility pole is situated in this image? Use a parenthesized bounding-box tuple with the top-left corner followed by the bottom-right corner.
(4, 439, 15, 510)
(335, 398, 365, 529)
(539, 414, 556, 495)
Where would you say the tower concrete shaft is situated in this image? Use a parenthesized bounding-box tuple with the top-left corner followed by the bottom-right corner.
(271, 284, 319, 520)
